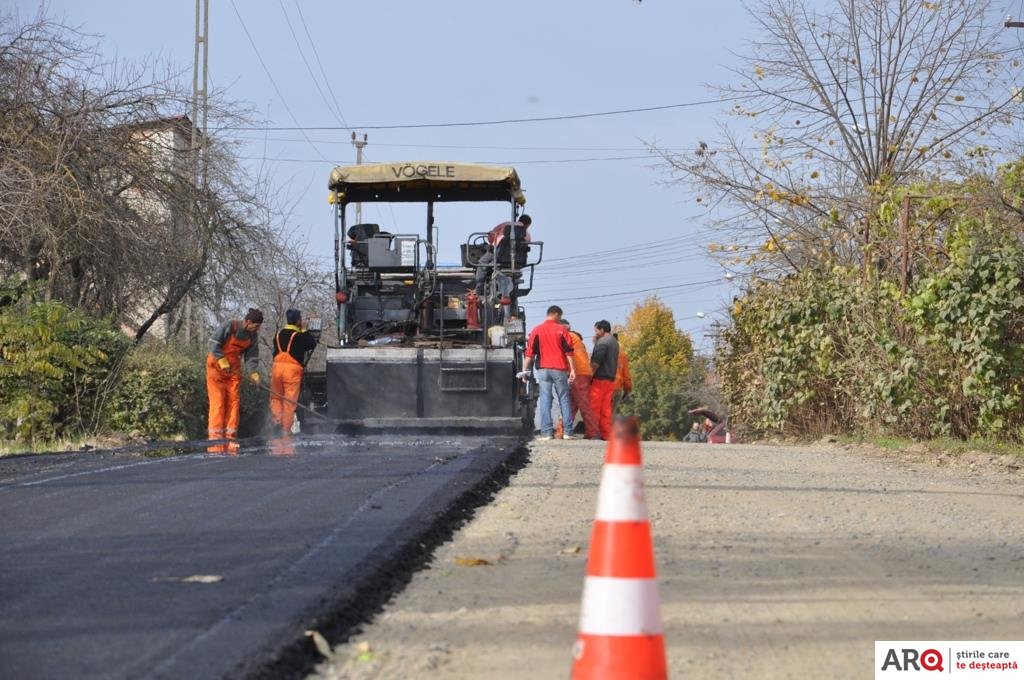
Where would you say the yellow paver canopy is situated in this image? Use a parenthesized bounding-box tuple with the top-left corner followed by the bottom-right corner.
(328, 161, 524, 204)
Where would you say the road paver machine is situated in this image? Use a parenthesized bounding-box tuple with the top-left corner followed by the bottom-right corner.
(307, 161, 542, 432)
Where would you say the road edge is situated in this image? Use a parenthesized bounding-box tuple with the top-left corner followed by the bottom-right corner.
(247, 440, 532, 680)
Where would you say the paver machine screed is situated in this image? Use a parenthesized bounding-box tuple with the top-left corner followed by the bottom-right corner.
(303, 162, 542, 433)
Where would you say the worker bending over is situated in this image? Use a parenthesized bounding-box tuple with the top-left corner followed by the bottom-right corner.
(207, 308, 263, 452)
(589, 319, 619, 440)
(563, 320, 599, 439)
(270, 308, 319, 435)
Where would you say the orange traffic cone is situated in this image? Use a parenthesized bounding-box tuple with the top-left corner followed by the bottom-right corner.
(571, 416, 666, 680)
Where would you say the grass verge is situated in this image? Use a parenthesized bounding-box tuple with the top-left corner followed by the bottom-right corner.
(838, 434, 1024, 460)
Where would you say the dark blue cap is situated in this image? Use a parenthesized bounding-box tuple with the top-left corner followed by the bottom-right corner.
(286, 308, 301, 325)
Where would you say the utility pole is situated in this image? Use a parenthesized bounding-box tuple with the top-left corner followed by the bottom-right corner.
(185, 0, 210, 347)
(351, 132, 368, 225)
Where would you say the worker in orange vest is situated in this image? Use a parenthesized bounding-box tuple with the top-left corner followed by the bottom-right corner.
(562, 320, 600, 439)
(269, 309, 319, 435)
(206, 308, 263, 452)
(613, 332, 633, 412)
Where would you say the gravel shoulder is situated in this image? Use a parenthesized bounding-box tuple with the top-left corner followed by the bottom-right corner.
(312, 441, 1024, 679)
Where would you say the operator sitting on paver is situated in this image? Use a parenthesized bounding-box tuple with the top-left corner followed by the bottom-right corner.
(269, 309, 319, 436)
(206, 308, 263, 452)
(474, 214, 532, 296)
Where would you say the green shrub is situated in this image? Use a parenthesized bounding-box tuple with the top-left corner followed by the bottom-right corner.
(718, 217, 1024, 441)
(105, 343, 206, 439)
(239, 379, 269, 438)
(617, 297, 698, 440)
(0, 294, 130, 443)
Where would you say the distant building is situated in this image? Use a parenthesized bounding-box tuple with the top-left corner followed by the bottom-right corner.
(120, 115, 203, 343)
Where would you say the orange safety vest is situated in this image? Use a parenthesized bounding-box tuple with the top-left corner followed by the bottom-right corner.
(213, 320, 254, 370)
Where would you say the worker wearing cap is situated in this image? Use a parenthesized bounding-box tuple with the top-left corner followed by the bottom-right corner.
(206, 308, 263, 451)
(589, 319, 619, 440)
(270, 309, 319, 435)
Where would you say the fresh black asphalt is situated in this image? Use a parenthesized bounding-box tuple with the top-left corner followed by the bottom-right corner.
(0, 435, 525, 679)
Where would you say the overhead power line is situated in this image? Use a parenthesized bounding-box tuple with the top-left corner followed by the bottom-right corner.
(539, 246, 710, 275)
(222, 135, 679, 151)
(530, 278, 721, 304)
(538, 260, 709, 280)
(277, 0, 347, 128)
(234, 154, 655, 165)
(543, 237, 698, 264)
(228, 0, 328, 162)
(543, 282, 721, 316)
(292, 0, 350, 128)
(214, 96, 739, 131)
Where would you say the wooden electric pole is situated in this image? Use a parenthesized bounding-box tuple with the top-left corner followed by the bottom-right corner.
(184, 0, 210, 346)
(351, 132, 368, 225)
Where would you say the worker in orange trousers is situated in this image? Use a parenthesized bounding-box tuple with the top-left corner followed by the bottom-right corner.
(269, 308, 319, 435)
(589, 319, 619, 440)
(206, 308, 263, 452)
(563, 320, 599, 439)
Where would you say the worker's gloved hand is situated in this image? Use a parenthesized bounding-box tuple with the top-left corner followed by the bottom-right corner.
(515, 370, 532, 383)
(249, 372, 261, 385)
(217, 357, 231, 372)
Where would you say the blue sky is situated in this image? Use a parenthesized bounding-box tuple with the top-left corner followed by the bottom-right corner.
(16, 0, 763, 348)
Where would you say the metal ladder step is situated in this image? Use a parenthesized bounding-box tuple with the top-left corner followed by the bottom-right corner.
(439, 362, 488, 391)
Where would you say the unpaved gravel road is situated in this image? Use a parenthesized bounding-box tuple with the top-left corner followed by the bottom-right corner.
(312, 441, 1024, 679)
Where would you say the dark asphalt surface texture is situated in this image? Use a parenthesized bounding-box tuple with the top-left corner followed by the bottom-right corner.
(0, 435, 525, 680)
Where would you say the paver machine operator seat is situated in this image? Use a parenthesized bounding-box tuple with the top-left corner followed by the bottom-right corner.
(494, 221, 530, 269)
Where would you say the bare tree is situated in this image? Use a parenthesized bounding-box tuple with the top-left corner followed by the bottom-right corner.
(0, 11, 277, 343)
(657, 0, 1023, 277)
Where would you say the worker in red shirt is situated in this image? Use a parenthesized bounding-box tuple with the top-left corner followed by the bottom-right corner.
(522, 304, 576, 440)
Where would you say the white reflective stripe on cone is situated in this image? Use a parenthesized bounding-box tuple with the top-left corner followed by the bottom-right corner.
(594, 464, 649, 522)
(578, 576, 663, 636)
